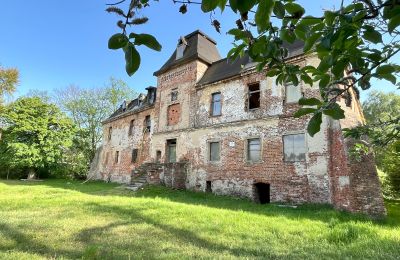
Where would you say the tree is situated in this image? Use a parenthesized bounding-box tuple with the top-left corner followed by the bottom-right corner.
(0, 97, 75, 178)
(106, 0, 400, 136)
(54, 78, 137, 164)
(361, 91, 400, 196)
(0, 65, 19, 104)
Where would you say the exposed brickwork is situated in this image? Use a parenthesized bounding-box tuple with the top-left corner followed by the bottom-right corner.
(89, 31, 386, 217)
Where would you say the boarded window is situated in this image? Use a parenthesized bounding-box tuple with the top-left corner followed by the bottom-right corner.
(128, 119, 135, 136)
(115, 151, 119, 163)
(285, 84, 302, 103)
(131, 149, 138, 163)
(209, 142, 220, 162)
(108, 127, 112, 141)
(248, 83, 260, 109)
(211, 92, 221, 116)
(167, 103, 181, 126)
(247, 138, 261, 162)
(171, 88, 178, 101)
(167, 139, 177, 163)
(144, 115, 151, 132)
(283, 134, 306, 162)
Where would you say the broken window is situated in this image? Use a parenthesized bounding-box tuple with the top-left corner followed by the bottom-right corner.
(144, 115, 151, 132)
(128, 119, 135, 136)
(247, 138, 261, 162)
(131, 149, 138, 163)
(209, 142, 220, 162)
(248, 83, 260, 110)
(211, 92, 221, 116)
(285, 83, 302, 103)
(176, 37, 187, 60)
(283, 133, 306, 162)
(115, 151, 119, 163)
(167, 139, 177, 163)
(167, 103, 181, 126)
(171, 88, 178, 101)
(108, 127, 112, 141)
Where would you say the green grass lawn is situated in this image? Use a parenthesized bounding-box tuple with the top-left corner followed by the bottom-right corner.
(0, 180, 399, 259)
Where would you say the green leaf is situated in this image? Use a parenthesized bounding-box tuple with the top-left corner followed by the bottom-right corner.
(300, 73, 313, 86)
(299, 97, 322, 106)
(285, 2, 305, 17)
(273, 1, 285, 19)
(201, 0, 219, 12)
(377, 73, 397, 84)
(218, 0, 228, 12)
(363, 26, 382, 44)
(298, 16, 322, 26)
(124, 43, 140, 76)
(255, 0, 275, 33)
(376, 64, 396, 75)
(303, 32, 321, 52)
(318, 55, 333, 73)
(294, 107, 317, 118)
(388, 14, 400, 33)
(130, 33, 161, 51)
(307, 112, 322, 137)
(294, 23, 308, 40)
(280, 29, 296, 44)
(323, 104, 345, 119)
(230, 0, 257, 13)
(108, 33, 129, 50)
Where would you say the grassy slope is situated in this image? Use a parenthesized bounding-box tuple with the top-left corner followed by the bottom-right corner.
(0, 180, 399, 259)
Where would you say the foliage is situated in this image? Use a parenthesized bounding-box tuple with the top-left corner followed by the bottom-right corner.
(108, 0, 400, 136)
(0, 180, 399, 259)
(0, 65, 19, 104)
(352, 91, 400, 196)
(54, 78, 137, 166)
(0, 97, 75, 178)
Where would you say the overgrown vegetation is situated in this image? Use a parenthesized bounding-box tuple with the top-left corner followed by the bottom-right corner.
(0, 78, 137, 180)
(362, 91, 400, 199)
(0, 180, 398, 259)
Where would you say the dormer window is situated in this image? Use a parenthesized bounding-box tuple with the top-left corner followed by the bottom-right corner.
(176, 36, 187, 60)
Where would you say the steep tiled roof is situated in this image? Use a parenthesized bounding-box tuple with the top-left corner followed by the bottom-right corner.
(197, 40, 305, 86)
(154, 30, 221, 76)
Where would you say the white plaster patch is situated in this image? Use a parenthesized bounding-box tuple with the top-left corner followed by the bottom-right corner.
(339, 176, 350, 187)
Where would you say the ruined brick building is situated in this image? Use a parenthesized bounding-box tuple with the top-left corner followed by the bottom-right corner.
(89, 30, 386, 216)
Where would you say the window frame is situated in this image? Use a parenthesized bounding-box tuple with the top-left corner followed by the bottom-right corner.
(210, 92, 222, 117)
(131, 149, 138, 163)
(115, 151, 119, 164)
(208, 141, 221, 162)
(128, 119, 135, 136)
(108, 126, 112, 141)
(144, 115, 151, 133)
(166, 139, 177, 163)
(285, 83, 303, 104)
(282, 132, 307, 162)
(246, 137, 262, 163)
(247, 82, 261, 110)
(171, 88, 178, 102)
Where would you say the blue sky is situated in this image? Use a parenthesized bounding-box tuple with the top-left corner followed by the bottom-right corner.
(0, 0, 398, 101)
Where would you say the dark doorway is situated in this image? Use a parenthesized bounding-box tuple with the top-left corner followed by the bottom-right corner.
(255, 183, 270, 204)
(206, 181, 212, 193)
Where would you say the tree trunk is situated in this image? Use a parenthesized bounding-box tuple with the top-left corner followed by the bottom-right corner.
(6, 168, 10, 180)
(27, 168, 36, 180)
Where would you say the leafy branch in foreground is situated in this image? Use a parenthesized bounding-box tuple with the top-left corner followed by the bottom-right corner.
(106, 0, 161, 76)
(108, 0, 400, 136)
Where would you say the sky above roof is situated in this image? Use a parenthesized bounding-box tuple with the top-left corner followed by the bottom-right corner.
(0, 0, 398, 101)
